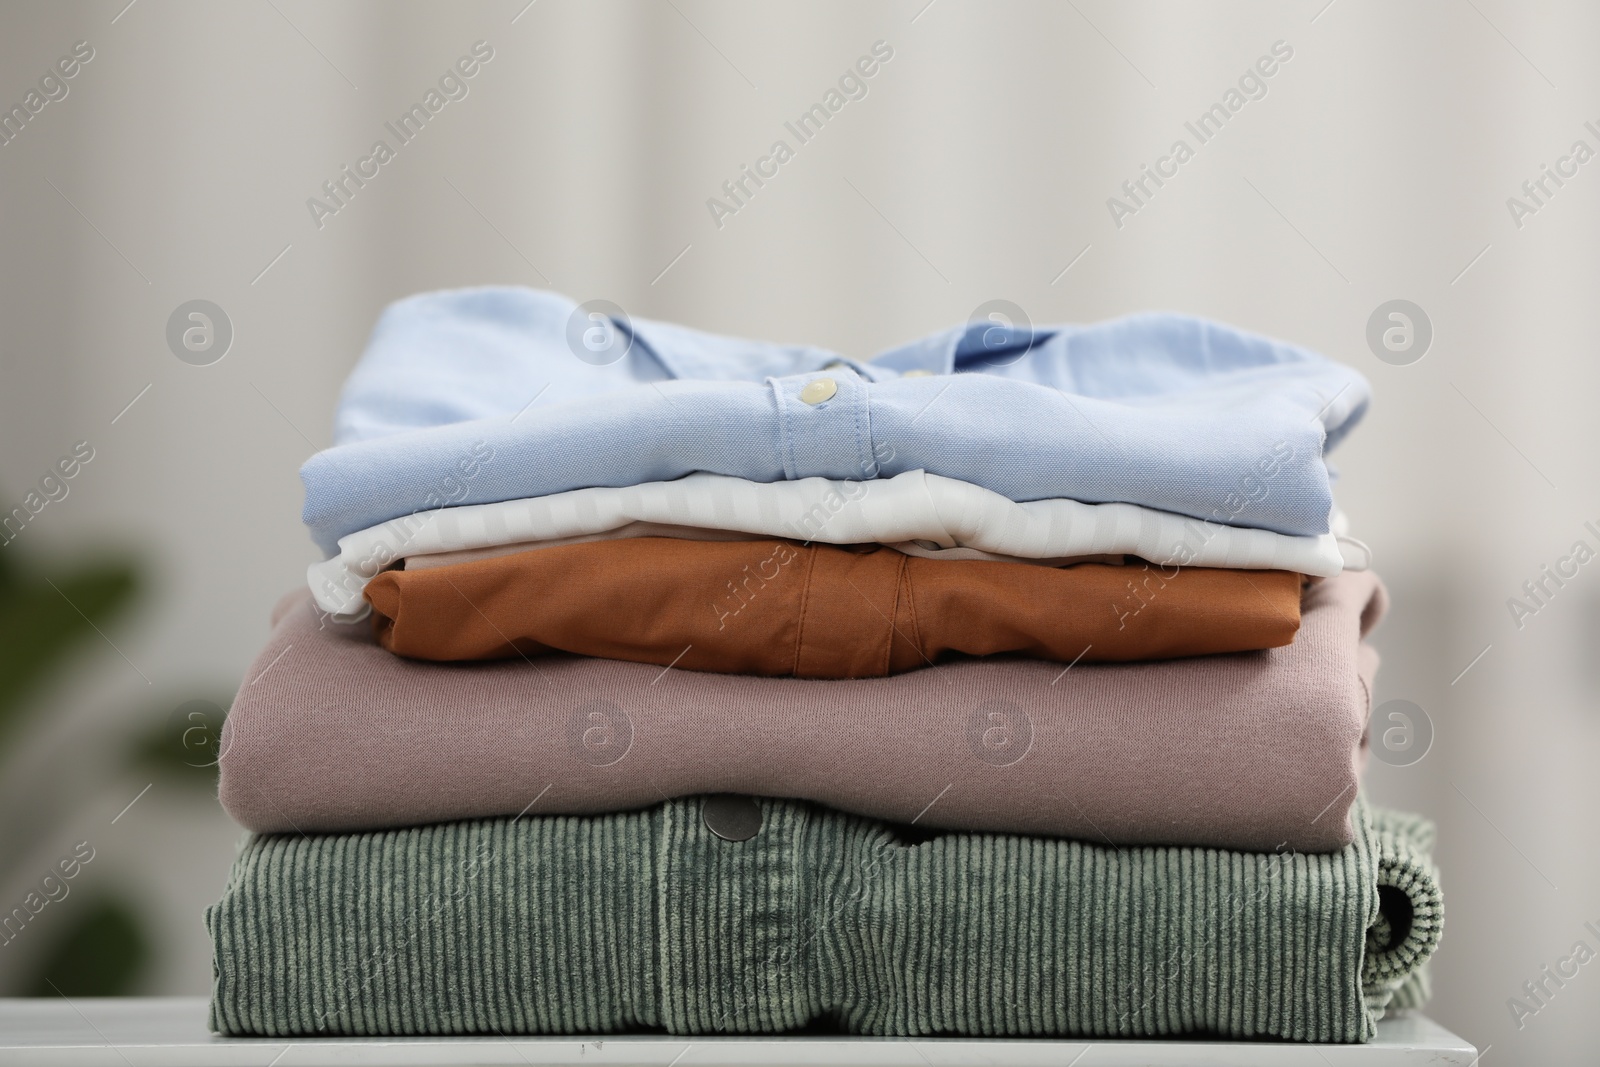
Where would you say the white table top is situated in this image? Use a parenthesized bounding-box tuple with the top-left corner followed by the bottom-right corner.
(0, 997, 1479, 1066)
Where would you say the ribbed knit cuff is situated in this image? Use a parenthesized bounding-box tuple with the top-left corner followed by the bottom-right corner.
(1362, 811, 1444, 1024)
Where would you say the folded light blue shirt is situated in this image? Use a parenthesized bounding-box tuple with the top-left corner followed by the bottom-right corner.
(302, 287, 1368, 556)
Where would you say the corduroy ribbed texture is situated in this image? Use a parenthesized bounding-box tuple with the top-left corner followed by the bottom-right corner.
(208, 797, 1440, 1042)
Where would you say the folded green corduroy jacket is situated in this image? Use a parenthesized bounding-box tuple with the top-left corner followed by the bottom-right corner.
(208, 796, 1440, 1042)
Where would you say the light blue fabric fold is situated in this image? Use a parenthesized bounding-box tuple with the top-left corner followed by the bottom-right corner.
(302, 287, 1368, 556)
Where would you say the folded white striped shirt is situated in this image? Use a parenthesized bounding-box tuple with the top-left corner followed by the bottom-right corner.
(308, 470, 1364, 618)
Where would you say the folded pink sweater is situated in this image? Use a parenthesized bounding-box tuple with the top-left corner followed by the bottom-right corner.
(218, 571, 1384, 850)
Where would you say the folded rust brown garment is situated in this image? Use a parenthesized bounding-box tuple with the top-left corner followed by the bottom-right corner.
(365, 537, 1302, 677)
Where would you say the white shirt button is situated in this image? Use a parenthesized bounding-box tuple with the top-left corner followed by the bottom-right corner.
(800, 378, 837, 405)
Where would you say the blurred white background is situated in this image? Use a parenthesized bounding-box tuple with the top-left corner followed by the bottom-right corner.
(0, 0, 1596, 1059)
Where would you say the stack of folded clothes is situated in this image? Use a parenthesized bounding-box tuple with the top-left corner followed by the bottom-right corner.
(208, 288, 1442, 1043)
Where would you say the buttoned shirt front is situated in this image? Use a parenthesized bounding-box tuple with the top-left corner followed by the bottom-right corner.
(301, 287, 1368, 555)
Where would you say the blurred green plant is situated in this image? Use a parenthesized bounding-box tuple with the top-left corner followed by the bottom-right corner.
(0, 529, 225, 995)
(131, 698, 231, 787)
(0, 548, 137, 744)
(25, 900, 148, 997)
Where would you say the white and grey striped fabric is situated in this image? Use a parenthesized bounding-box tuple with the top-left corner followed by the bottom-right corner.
(308, 470, 1361, 617)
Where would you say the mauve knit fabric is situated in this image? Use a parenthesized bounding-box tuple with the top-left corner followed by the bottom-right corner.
(206, 796, 1442, 1040)
(218, 571, 1385, 851)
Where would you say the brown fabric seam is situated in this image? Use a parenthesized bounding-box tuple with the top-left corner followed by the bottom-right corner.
(791, 542, 820, 676)
(894, 552, 922, 673)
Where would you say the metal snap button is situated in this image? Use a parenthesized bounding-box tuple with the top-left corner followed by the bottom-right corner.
(799, 378, 837, 405)
(702, 794, 763, 841)
(903, 369, 934, 378)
